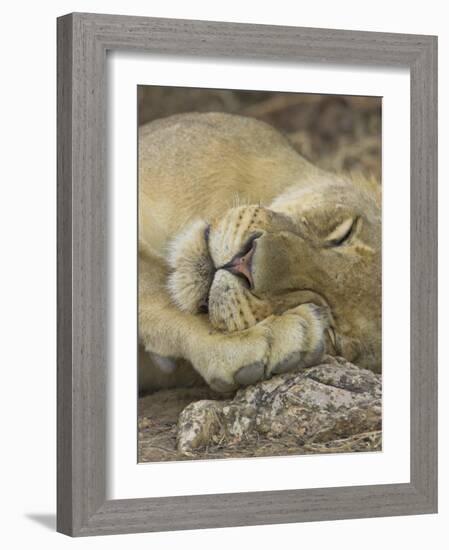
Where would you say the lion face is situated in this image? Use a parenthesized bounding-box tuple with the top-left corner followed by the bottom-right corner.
(168, 181, 381, 370)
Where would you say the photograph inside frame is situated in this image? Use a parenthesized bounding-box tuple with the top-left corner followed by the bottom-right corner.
(137, 86, 382, 462)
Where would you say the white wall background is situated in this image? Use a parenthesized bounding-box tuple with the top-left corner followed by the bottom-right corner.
(0, 0, 445, 547)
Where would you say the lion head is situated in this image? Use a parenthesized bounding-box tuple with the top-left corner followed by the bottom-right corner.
(167, 175, 381, 372)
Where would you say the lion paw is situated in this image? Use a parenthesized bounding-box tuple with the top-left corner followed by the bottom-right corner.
(265, 303, 329, 378)
(193, 303, 330, 392)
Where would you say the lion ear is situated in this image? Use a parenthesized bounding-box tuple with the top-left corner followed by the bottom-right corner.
(324, 217, 359, 247)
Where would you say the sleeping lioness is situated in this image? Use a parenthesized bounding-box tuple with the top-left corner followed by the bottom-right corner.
(139, 112, 381, 393)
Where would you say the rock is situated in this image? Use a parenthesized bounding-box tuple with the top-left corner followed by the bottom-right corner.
(176, 356, 381, 456)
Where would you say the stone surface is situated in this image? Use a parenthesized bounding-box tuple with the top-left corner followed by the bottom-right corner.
(176, 356, 382, 456)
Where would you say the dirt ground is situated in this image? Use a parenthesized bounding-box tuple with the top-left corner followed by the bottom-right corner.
(138, 87, 382, 463)
(138, 386, 381, 462)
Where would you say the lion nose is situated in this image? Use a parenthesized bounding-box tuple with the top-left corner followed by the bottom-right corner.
(223, 241, 256, 289)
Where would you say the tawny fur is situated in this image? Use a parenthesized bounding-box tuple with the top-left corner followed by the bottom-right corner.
(139, 113, 381, 393)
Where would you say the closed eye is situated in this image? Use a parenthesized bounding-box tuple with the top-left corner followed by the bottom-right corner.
(324, 216, 360, 247)
(204, 223, 214, 264)
(238, 231, 263, 257)
(204, 223, 211, 246)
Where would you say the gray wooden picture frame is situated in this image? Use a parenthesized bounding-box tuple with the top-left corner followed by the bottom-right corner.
(57, 12, 438, 537)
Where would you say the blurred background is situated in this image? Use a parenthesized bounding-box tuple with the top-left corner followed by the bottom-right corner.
(138, 86, 381, 181)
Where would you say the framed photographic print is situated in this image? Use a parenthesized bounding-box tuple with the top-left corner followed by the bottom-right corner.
(57, 13, 438, 536)
(136, 86, 383, 463)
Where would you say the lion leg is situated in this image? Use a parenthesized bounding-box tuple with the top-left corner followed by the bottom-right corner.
(139, 253, 272, 392)
(140, 254, 331, 392)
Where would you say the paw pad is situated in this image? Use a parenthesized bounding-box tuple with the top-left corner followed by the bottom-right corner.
(234, 361, 265, 386)
(209, 378, 237, 393)
(271, 351, 304, 374)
